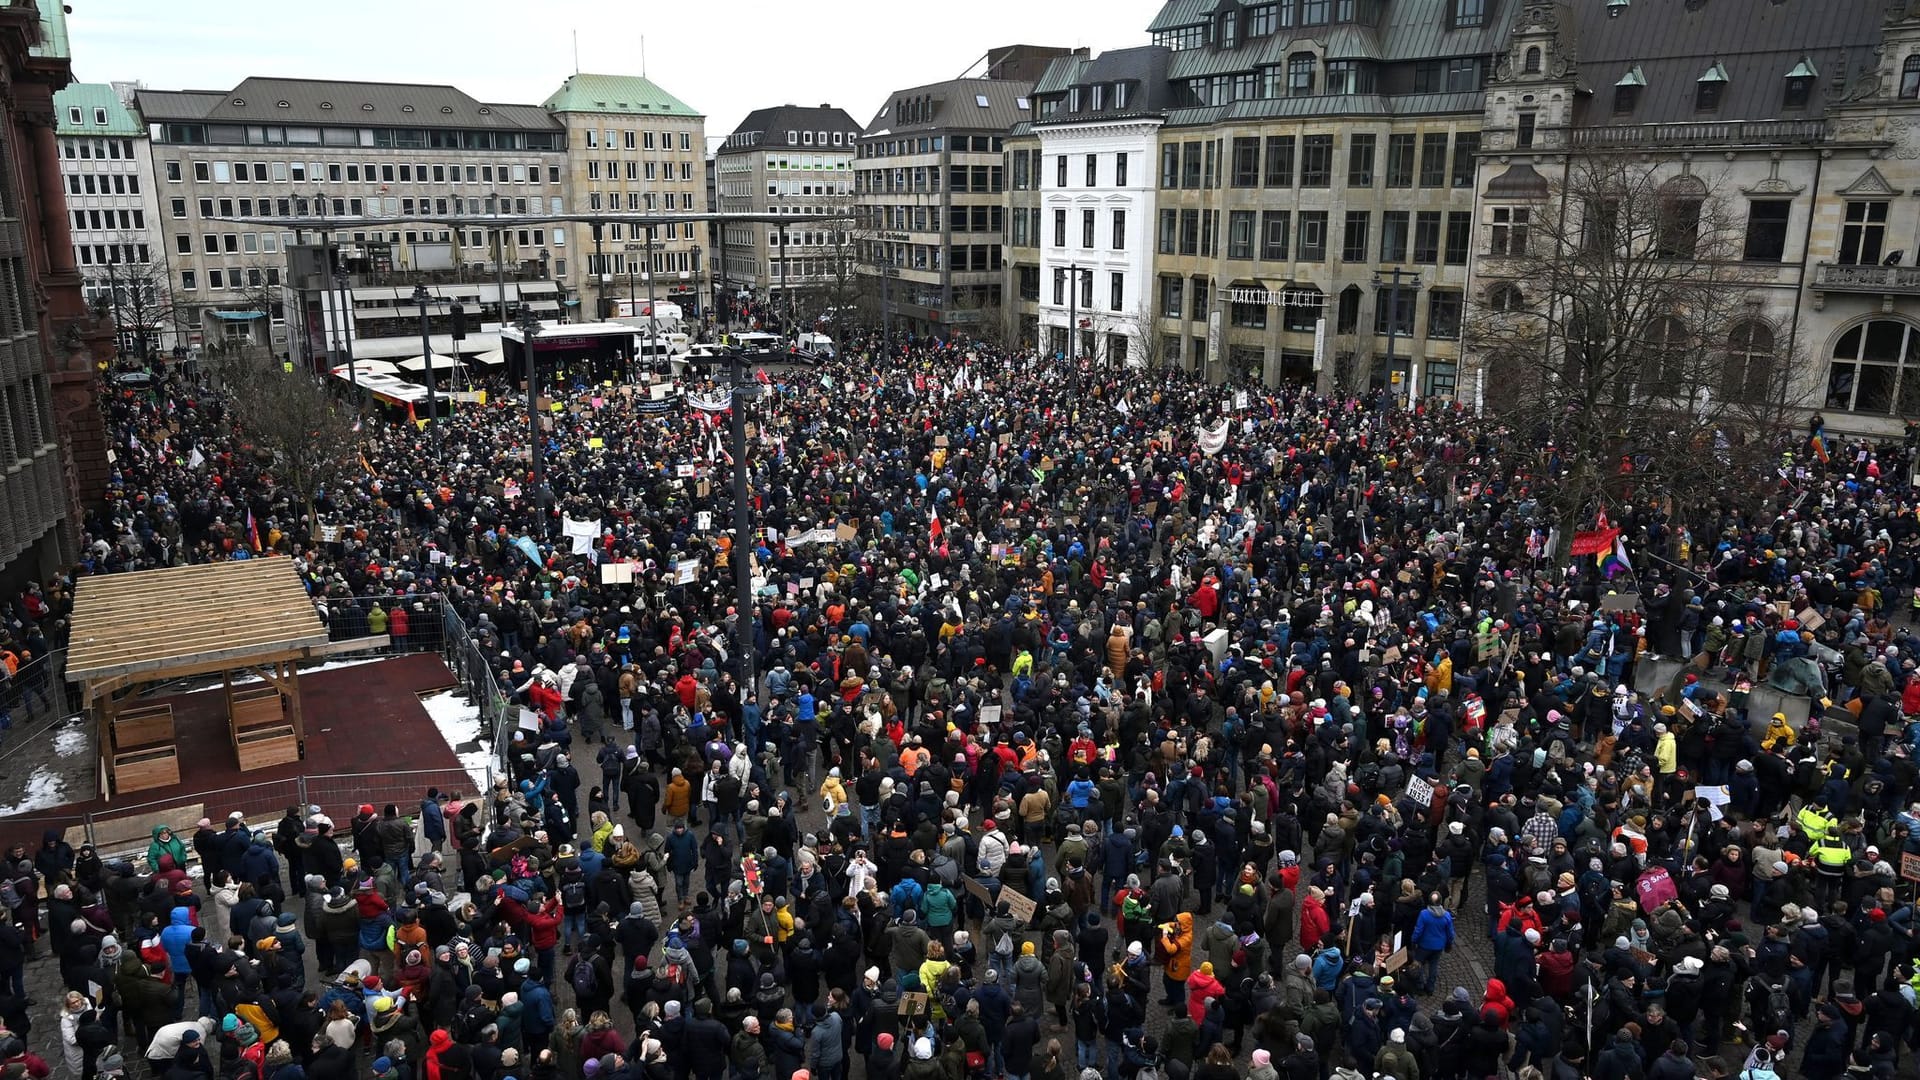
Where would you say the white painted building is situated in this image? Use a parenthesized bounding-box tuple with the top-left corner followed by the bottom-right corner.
(53, 81, 170, 356)
(1035, 114, 1163, 367)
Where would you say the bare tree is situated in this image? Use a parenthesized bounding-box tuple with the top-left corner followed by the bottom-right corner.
(88, 242, 178, 363)
(221, 358, 363, 530)
(1465, 154, 1802, 563)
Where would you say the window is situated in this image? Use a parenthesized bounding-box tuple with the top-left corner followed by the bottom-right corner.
(1297, 211, 1327, 261)
(1904, 55, 1920, 99)
(1657, 194, 1703, 259)
(1418, 133, 1448, 187)
(1181, 142, 1202, 188)
(1445, 212, 1472, 265)
(1052, 268, 1066, 306)
(1232, 138, 1260, 187)
(1325, 61, 1368, 95)
(1116, 153, 1128, 186)
(1828, 320, 1920, 414)
(1615, 84, 1642, 115)
(193, 161, 209, 181)
(1112, 209, 1126, 249)
(1231, 294, 1267, 329)
(180, 270, 196, 291)
(1083, 209, 1096, 248)
(1300, 0, 1329, 22)
(1414, 212, 1441, 263)
(1191, 277, 1210, 321)
(1161, 144, 1180, 188)
(1744, 199, 1792, 262)
(1086, 153, 1098, 187)
(1261, 210, 1290, 260)
(1342, 211, 1370, 262)
(1725, 321, 1775, 403)
(1487, 282, 1525, 312)
(1264, 136, 1294, 187)
(1516, 113, 1536, 149)
(1056, 155, 1067, 187)
(1228, 211, 1256, 259)
(1300, 135, 1332, 186)
(1160, 275, 1184, 318)
(1697, 66, 1727, 111)
(1159, 209, 1177, 254)
(1381, 212, 1409, 262)
(1640, 316, 1689, 390)
(1249, 3, 1278, 36)
(1054, 208, 1067, 247)
(1081, 270, 1095, 308)
(1428, 290, 1462, 340)
(1288, 54, 1316, 95)
(1110, 272, 1125, 311)
(1385, 134, 1415, 187)
(1524, 48, 1541, 75)
(1490, 207, 1529, 255)
(1451, 0, 1485, 29)
(1180, 209, 1200, 255)
(1375, 286, 1415, 335)
(1840, 200, 1889, 264)
(165, 160, 182, 182)
(1284, 288, 1322, 332)
(1450, 133, 1478, 187)
(1337, 285, 1362, 333)
(170, 198, 186, 218)
(1348, 133, 1375, 186)
(1784, 76, 1813, 110)
(1204, 140, 1218, 187)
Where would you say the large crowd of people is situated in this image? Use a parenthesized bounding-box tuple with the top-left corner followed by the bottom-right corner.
(4, 331, 1920, 1080)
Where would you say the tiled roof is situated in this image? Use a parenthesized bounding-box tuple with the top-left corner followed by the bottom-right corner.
(135, 77, 559, 131)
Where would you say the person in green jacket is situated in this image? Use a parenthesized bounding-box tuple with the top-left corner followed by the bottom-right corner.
(147, 825, 188, 873)
(922, 881, 959, 939)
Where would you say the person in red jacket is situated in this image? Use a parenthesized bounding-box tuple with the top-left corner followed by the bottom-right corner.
(1299, 885, 1331, 951)
(524, 894, 562, 976)
(1185, 960, 1225, 1024)
(1536, 938, 1575, 1001)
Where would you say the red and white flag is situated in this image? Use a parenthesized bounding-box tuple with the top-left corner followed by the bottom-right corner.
(929, 505, 943, 545)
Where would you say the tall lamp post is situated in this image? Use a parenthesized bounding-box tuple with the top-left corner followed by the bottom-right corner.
(725, 351, 761, 704)
(515, 308, 548, 537)
(1372, 268, 1420, 407)
(1064, 263, 1091, 387)
(410, 284, 441, 452)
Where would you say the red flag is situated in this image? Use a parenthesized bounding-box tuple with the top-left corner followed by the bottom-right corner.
(929, 505, 943, 545)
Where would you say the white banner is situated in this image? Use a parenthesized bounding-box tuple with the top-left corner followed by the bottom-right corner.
(561, 517, 601, 561)
(674, 558, 701, 585)
(1196, 420, 1229, 457)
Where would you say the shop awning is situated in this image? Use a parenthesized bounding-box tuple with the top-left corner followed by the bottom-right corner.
(210, 310, 265, 321)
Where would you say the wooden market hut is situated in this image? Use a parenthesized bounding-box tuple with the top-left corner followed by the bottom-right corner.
(65, 559, 369, 796)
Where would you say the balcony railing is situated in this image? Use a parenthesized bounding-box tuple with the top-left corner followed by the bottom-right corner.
(1568, 120, 1827, 148)
(1813, 261, 1920, 295)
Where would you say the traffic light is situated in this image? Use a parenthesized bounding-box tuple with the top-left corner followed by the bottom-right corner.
(450, 303, 467, 340)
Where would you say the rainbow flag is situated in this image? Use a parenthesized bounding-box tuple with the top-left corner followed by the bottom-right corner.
(1810, 433, 1829, 465)
(1597, 536, 1632, 580)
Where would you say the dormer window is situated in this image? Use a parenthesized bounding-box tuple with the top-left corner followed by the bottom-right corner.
(1696, 61, 1727, 111)
(1091, 84, 1105, 110)
(1523, 47, 1541, 74)
(1450, 0, 1486, 29)
(1614, 65, 1645, 115)
(1069, 86, 1082, 112)
(1783, 57, 1817, 110)
(1115, 82, 1131, 108)
(1219, 10, 1239, 48)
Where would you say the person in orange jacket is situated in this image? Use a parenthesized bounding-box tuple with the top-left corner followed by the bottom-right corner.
(1157, 911, 1194, 1006)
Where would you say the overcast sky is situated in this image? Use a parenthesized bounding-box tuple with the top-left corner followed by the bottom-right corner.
(67, 0, 1144, 144)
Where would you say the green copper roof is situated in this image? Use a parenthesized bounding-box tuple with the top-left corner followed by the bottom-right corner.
(26, 0, 68, 59)
(55, 83, 142, 136)
(542, 73, 700, 118)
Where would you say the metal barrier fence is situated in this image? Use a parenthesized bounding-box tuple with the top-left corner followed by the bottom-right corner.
(321, 594, 450, 658)
(436, 602, 515, 785)
(16, 767, 479, 859)
(0, 646, 76, 746)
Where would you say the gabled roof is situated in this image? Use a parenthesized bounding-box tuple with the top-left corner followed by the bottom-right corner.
(542, 73, 701, 118)
(1569, 0, 1886, 126)
(134, 77, 559, 131)
(55, 83, 142, 137)
(721, 104, 861, 153)
(861, 78, 1035, 136)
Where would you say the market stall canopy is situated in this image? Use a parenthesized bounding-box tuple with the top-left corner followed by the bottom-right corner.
(395, 352, 463, 373)
(333, 359, 401, 377)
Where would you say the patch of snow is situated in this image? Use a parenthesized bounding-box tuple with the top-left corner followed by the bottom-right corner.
(183, 655, 389, 694)
(53, 722, 86, 758)
(0, 771, 65, 815)
(420, 689, 493, 794)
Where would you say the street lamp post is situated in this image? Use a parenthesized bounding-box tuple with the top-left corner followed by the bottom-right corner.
(725, 351, 759, 704)
(1063, 263, 1090, 385)
(410, 284, 440, 452)
(645, 226, 658, 358)
(515, 308, 548, 538)
(1373, 268, 1421, 408)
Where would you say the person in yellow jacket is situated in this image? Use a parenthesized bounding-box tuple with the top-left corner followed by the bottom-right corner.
(1763, 712, 1797, 751)
(818, 768, 848, 816)
(1157, 911, 1194, 1007)
(1796, 799, 1837, 845)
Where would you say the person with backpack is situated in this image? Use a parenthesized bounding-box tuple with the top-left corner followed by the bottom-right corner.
(556, 852, 589, 956)
(566, 946, 613, 1021)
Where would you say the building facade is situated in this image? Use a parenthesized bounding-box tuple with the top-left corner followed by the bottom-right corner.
(1135, 0, 1512, 392)
(133, 78, 566, 363)
(714, 104, 859, 326)
(543, 74, 707, 320)
(53, 81, 169, 358)
(1024, 47, 1173, 367)
(856, 71, 1055, 338)
(1464, 0, 1920, 435)
(0, 0, 114, 580)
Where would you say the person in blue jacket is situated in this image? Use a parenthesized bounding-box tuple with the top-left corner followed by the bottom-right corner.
(159, 907, 196, 1009)
(1411, 893, 1456, 995)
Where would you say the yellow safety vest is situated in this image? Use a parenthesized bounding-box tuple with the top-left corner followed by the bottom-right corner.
(1796, 805, 1834, 844)
(1813, 836, 1852, 870)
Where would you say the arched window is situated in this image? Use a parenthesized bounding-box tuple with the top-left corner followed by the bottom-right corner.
(1640, 316, 1689, 391)
(1903, 55, 1920, 99)
(1724, 321, 1775, 403)
(1826, 318, 1920, 414)
(1336, 284, 1363, 333)
(1486, 282, 1525, 312)
(1524, 47, 1542, 74)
